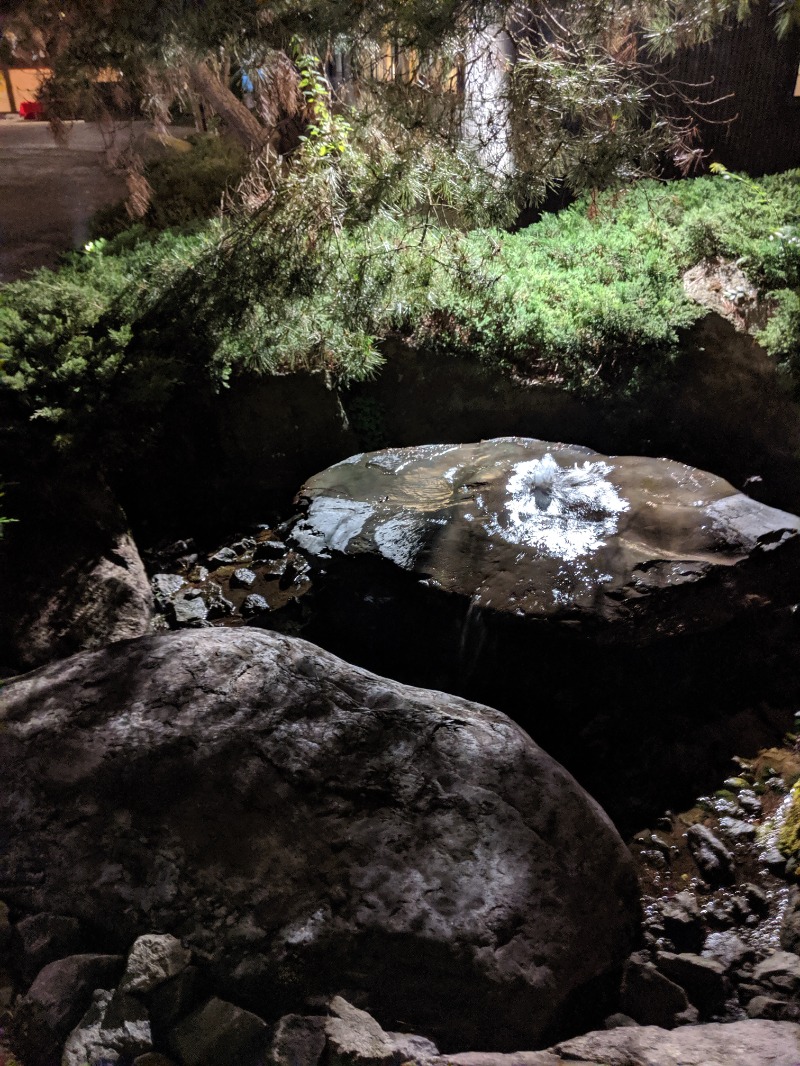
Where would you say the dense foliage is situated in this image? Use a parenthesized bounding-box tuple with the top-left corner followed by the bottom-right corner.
(1, 168, 798, 469)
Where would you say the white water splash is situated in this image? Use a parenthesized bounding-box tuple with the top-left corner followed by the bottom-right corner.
(484, 453, 630, 562)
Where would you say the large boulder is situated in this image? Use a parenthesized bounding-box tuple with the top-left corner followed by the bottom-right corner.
(290, 439, 800, 827)
(0, 629, 640, 1051)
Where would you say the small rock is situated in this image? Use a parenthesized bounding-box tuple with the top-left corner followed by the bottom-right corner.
(604, 1013, 639, 1029)
(231, 568, 258, 590)
(687, 825, 735, 885)
(753, 950, 800, 994)
(718, 817, 756, 842)
(746, 995, 796, 1021)
(208, 547, 238, 569)
(168, 998, 269, 1066)
(231, 538, 256, 555)
(203, 582, 236, 619)
(254, 540, 287, 562)
(761, 846, 789, 875)
(10, 954, 124, 1065)
(62, 988, 153, 1066)
(148, 966, 199, 1041)
(656, 952, 727, 1017)
(702, 932, 755, 972)
(621, 956, 698, 1028)
(187, 566, 209, 583)
(779, 888, 800, 953)
(741, 883, 769, 917)
(660, 892, 704, 953)
(241, 594, 270, 619)
(269, 1013, 327, 1066)
(737, 790, 762, 816)
(168, 597, 209, 628)
(121, 934, 191, 995)
(151, 574, 186, 612)
(724, 777, 751, 791)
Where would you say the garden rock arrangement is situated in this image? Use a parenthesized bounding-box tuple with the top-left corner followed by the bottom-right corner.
(292, 438, 800, 640)
(0, 628, 640, 1053)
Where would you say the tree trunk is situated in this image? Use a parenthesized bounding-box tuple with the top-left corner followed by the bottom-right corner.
(188, 60, 269, 155)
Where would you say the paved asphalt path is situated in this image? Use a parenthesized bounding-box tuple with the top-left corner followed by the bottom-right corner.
(0, 119, 132, 282)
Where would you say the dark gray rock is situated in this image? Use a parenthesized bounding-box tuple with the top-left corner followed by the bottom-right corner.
(741, 883, 769, 917)
(687, 825, 735, 886)
(603, 1014, 639, 1029)
(660, 892, 703, 954)
(753, 951, 800, 994)
(655, 952, 727, 1018)
(9, 953, 124, 1066)
(121, 934, 191, 994)
(168, 997, 269, 1066)
(242, 594, 270, 618)
(269, 1014, 327, 1066)
(167, 596, 209, 628)
(551, 1020, 800, 1065)
(0, 628, 640, 1052)
(325, 996, 436, 1066)
(231, 568, 258, 589)
(148, 966, 200, 1042)
(746, 996, 799, 1021)
(151, 575, 186, 612)
(717, 816, 756, 842)
(780, 888, 800, 953)
(293, 439, 800, 641)
(737, 791, 762, 816)
(621, 956, 698, 1028)
(761, 847, 788, 875)
(702, 932, 755, 972)
(62, 987, 153, 1066)
(255, 540, 288, 562)
(14, 912, 85, 986)
(231, 538, 257, 555)
(207, 547, 238, 568)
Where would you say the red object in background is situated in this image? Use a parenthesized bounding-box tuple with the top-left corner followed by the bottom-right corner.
(19, 101, 44, 120)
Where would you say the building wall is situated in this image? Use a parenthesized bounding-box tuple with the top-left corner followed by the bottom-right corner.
(0, 67, 50, 113)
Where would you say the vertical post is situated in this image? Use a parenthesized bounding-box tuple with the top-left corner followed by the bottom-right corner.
(462, 23, 516, 176)
(2, 65, 16, 114)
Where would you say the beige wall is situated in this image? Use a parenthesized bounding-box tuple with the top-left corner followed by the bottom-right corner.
(0, 68, 50, 113)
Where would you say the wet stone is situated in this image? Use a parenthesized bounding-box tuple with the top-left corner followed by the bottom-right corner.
(660, 892, 704, 954)
(231, 538, 256, 555)
(687, 825, 735, 886)
(208, 547, 238, 569)
(761, 847, 789, 876)
(167, 597, 209, 629)
(702, 932, 755, 972)
(241, 595, 270, 619)
(231, 568, 257, 590)
(737, 791, 762, 816)
(254, 540, 287, 562)
(753, 951, 800, 994)
(718, 817, 757, 842)
(151, 574, 186, 612)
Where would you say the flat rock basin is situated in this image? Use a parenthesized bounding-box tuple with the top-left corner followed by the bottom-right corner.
(293, 438, 800, 642)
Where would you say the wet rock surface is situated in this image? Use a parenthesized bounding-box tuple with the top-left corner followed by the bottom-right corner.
(292, 438, 800, 639)
(0, 628, 640, 1052)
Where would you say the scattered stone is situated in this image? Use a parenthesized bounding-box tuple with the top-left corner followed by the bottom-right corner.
(207, 547, 238, 569)
(167, 596, 209, 628)
(230, 568, 258, 589)
(741, 883, 769, 917)
(9, 954, 124, 1066)
(552, 1019, 800, 1065)
(737, 790, 762, 816)
(621, 956, 698, 1028)
(187, 566, 209, 583)
(753, 951, 800, 994)
(203, 582, 236, 619)
(254, 540, 287, 562)
(241, 594, 270, 619)
(746, 996, 798, 1021)
(121, 934, 191, 995)
(269, 1014, 327, 1066)
(717, 816, 756, 842)
(62, 988, 152, 1066)
(761, 846, 788, 875)
(148, 966, 199, 1041)
(686, 825, 735, 886)
(655, 952, 727, 1017)
(13, 912, 85, 987)
(780, 888, 800, 953)
(168, 997, 269, 1066)
(231, 538, 257, 555)
(151, 575, 186, 612)
(702, 932, 755, 972)
(660, 893, 703, 954)
(325, 996, 438, 1066)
